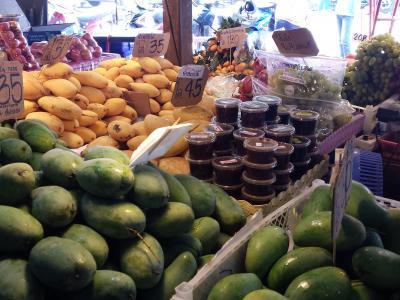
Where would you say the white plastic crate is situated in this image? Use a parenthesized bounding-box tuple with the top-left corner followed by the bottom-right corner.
(171, 182, 400, 300)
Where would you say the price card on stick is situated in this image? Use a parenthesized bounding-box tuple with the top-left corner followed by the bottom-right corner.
(220, 27, 247, 50)
(0, 61, 23, 122)
(41, 35, 74, 65)
(129, 123, 193, 167)
(331, 137, 355, 262)
(172, 65, 208, 107)
(132, 33, 171, 57)
(272, 28, 319, 57)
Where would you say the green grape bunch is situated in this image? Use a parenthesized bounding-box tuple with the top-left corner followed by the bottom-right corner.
(342, 33, 400, 106)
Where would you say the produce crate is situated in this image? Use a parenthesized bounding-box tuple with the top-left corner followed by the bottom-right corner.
(172, 182, 400, 300)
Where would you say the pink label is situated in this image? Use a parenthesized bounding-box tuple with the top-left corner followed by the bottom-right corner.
(211, 125, 224, 132)
(220, 159, 238, 165)
(241, 130, 258, 136)
(190, 133, 209, 139)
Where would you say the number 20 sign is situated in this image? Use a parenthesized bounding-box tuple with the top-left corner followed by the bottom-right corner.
(0, 61, 23, 121)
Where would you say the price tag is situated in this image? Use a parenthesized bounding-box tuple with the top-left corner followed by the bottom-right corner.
(219, 27, 247, 50)
(272, 28, 319, 57)
(172, 65, 208, 107)
(123, 91, 151, 117)
(332, 138, 355, 241)
(132, 33, 171, 57)
(42, 35, 74, 65)
(129, 123, 193, 167)
(0, 61, 23, 122)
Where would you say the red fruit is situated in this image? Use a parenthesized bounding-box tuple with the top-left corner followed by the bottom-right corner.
(240, 76, 253, 95)
(82, 32, 92, 40)
(9, 21, 20, 30)
(239, 94, 251, 102)
(256, 69, 268, 84)
(81, 49, 92, 60)
(25, 53, 35, 62)
(0, 22, 10, 31)
(8, 48, 21, 57)
(1, 31, 14, 41)
(8, 39, 20, 48)
(87, 45, 94, 52)
(80, 38, 88, 46)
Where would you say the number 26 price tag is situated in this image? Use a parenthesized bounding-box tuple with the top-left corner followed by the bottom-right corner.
(172, 65, 208, 107)
(0, 61, 23, 122)
(132, 33, 171, 57)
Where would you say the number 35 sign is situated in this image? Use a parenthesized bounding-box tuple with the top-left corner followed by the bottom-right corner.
(172, 65, 208, 107)
(0, 61, 23, 121)
(132, 33, 170, 57)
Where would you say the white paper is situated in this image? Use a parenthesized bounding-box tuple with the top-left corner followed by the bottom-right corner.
(129, 123, 193, 167)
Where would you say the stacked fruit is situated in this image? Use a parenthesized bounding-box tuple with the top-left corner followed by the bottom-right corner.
(0, 121, 246, 300)
(0, 21, 40, 70)
(31, 33, 103, 63)
(22, 57, 213, 158)
(342, 33, 400, 106)
(206, 182, 400, 299)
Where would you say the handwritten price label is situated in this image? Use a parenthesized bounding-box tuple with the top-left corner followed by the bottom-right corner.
(172, 65, 208, 107)
(0, 61, 23, 121)
(332, 138, 355, 241)
(132, 33, 171, 57)
(42, 35, 74, 65)
(220, 27, 247, 50)
(272, 28, 319, 57)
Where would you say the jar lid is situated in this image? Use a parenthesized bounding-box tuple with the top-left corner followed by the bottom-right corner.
(243, 156, 277, 170)
(244, 137, 279, 153)
(290, 109, 320, 121)
(242, 171, 276, 186)
(241, 187, 275, 203)
(233, 128, 265, 141)
(274, 162, 294, 175)
(215, 98, 241, 108)
(264, 124, 295, 137)
(212, 156, 243, 170)
(206, 123, 234, 135)
(240, 101, 269, 113)
(253, 95, 282, 106)
(185, 132, 216, 145)
(292, 136, 311, 148)
(274, 142, 294, 156)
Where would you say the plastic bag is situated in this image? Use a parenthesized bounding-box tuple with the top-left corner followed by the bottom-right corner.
(254, 50, 346, 101)
(205, 75, 240, 98)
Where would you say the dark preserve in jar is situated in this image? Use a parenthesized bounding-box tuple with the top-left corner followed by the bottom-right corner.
(253, 95, 282, 122)
(291, 136, 311, 163)
(274, 142, 294, 170)
(243, 157, 276, 180)
(233, 128, 265, 156)
(215, 98, 240, 124)
(186, 154, 213, 180)
(241, 187, 275, 205)
(264, 124, 295, 143)
(206, 123, 234, 152)
(185, 132, 216, 160)
(278, 105, 290, 124)
(274, 162, 294, 185)
(212, 156, 243, 186)
(244, 137, 278, 164)
(240, 101, 269, 128)
(215, 183, 243, 198)
(242, 171, 276, 196)
(290, 110, 320, 135)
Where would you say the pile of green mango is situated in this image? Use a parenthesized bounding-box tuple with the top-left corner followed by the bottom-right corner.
(207, 182, 400, 300)
(0, 121, 247, 300)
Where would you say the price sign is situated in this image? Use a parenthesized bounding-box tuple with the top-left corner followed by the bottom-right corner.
(171, 65, 208, 107)
(0, 61, 23, 122)
(220, 27, 247, 50)
(132, 33, 171, 57)
(272, 28, 319, 57)
(41, 35, 74, 65)
(332, 138, 355, 241)
(123, 91, 151, 117)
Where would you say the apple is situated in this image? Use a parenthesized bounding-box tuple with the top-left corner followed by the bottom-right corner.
(80, 38, 88, 46)
(31, 61, 40, 70)
(87, 45, 94, 52)
(81, 49, 92, 60)
(93, 46, 102, 58)
(8, 39, 20, 49)
(7, 48, 21, 57)
(82, 32, 92, 40)
(240, 76, 253, 96)
(25, 53, 35, 62)
(0, 22, 10, 31)
(74, 41, 86, 50)
(9, 21, 20, 30)
(1, 31, 14, 40)
(16, 55, 27, 65)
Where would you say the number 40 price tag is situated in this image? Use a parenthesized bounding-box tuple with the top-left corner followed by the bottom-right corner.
(132, 33, 170, 57)
(0, 61, 23, 122)
(172, 65, 208, 107)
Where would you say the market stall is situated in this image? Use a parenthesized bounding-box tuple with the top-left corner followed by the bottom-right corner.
(0, 1, 400, 299)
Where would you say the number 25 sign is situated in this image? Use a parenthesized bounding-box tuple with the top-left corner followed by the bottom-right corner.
(132, 33, 171, 57)
(0, 61, 23, 121)
(172, 65, 208, 107)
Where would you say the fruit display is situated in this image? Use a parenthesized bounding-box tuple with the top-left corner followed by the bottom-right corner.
(0, 121, 247, 300)
(193, 18, 253, 77)
(21, 57, 214, 160)
(205, 182, 400, 299)
(0, 21, 40, 70)
(31, 33, 103, 64)
(342, 33, 400, 106)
